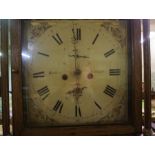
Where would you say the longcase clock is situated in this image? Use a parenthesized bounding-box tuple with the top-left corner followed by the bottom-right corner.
(11, 19, 142, 135)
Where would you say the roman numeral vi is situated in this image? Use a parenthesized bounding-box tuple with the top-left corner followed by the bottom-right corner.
(75, 105, 81, 117)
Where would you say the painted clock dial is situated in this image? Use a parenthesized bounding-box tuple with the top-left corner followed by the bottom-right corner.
(22, 20, 129, 126)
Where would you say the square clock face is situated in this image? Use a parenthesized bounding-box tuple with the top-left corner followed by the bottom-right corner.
(21, 20, 129, 127)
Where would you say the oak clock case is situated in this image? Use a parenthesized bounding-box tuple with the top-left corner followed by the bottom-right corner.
(11, 20, 142, 135)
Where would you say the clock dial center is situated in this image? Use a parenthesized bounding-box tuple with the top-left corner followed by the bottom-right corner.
(74, 68, 81, 76)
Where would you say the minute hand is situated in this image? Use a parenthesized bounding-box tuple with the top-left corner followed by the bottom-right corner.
(68, 54, 89, 59)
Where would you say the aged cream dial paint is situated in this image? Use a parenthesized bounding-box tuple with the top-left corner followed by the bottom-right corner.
(22, 20, 129, 126)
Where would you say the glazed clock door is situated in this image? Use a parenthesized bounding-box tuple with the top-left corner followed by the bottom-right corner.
(11, 20, 142, 135)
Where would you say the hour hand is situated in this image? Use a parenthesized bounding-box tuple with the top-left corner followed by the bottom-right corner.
(66, 86, 87, 96)
(68, 54, 89, 59)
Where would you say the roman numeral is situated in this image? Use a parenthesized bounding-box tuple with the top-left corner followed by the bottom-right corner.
(37, 86, 50, 100)
(53, 100, 63, 113)
(104, 49, 115, 57)
(92, 33, 99, 45)
(94, 101, 102, 110)
(109, 69, 120, 76)
(72, 28, 81, 40)
(75, 105, 81, 117)
(38, 52, 49, 57)
(33, 71, 44, 78)
(104, 85, 116, 98)
(52, 33, 63, 45)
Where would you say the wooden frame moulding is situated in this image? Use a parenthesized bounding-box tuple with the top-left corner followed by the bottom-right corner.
(143, 19, 153, 135)
(11, 19, 142, 136)
(1, 19, 10, 135)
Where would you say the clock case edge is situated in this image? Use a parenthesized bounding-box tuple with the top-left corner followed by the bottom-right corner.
(10, 19, 142, 136)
